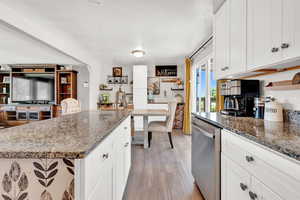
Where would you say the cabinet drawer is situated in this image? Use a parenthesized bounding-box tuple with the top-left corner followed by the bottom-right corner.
(222, 130, 300, 199)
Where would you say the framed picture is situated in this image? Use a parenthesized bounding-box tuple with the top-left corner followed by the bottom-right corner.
(155, 65, 177, 77)
(148, 77, 160, 95)
(3, 76, 10, 83)
(113, 67, 122, 77)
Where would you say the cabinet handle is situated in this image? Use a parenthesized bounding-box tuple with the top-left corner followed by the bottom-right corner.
(124, 142, 129, 147)
(281, 43, 290, 49)
(240, 183, 248, 191)
(249, 191, 258, 200)
(221, 66, 229, 71)
(271, 47, 279, 53)
(102, 153, 109, 159)
(124, 127, 128, 130)
(245, 155, 254, 162)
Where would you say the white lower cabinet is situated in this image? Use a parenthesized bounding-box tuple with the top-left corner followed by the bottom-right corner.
(221, 129, 300, 200)
(221, 155, 250, 200)
(75, 116, 131, 200)
(222, 155, 283, 200)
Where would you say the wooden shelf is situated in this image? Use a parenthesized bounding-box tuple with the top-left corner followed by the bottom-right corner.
(265, 84, 300, 91)
(171, 88, 184, 91)
(100, 88, 113, 91)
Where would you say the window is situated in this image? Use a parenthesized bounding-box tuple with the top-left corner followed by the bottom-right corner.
(194, 56, 216, 112)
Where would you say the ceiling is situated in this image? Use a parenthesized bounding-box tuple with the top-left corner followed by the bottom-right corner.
(1, 0, 213, 65)
(0, 21, 82, 65)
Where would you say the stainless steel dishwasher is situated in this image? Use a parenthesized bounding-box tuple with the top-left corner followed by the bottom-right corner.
(192, 115, 221, 200)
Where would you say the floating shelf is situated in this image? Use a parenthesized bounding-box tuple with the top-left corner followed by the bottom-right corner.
(171, 88, 184, 91)
(99, 88, 113, 91)
(265, 84, 300, 91)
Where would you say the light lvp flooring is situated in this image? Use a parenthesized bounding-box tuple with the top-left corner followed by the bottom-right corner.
(123, 130, 204, 200)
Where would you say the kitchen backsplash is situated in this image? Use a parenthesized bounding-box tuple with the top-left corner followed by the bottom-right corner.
(284, 110, 300, 124)
(254, 69, 300, 111)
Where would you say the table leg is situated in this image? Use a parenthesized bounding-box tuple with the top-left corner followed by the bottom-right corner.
(143, 116, 149, 149)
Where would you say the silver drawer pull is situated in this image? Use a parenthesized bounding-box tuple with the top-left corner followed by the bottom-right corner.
(246, 155, 254, 162)
(271, 47, 279, 53)
(102, 153, 109, 159)
(249, 191, 257, 200)
(221, 66, 229, 71)
(124, 142, 129, 147)
(124, 127, 128, 130)
(281, 43, 290, 49)
(240, 183, 248, 191)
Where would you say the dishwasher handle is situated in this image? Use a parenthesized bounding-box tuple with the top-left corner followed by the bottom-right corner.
(192, 124, 215, 139)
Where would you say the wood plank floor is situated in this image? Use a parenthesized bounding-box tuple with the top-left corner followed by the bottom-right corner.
(123, 130, 204, 200)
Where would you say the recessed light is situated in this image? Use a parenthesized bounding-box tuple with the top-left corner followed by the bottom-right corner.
(131, 50, 146, 58)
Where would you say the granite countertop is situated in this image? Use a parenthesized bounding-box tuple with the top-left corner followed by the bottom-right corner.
(0, 111, 130, 159)
(193, 112, 300, 162)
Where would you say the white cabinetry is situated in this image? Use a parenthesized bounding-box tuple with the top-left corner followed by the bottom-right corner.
(221, 129, 300, 200)
(247, 0, 300, 70)
(214, 0, 246, 79)
(247, 0, 282, 70)
(282, 0, 300, 61)
(76, 117, 131, 200)
(214, 0, 229, 79)
(221, 155, 251, 200)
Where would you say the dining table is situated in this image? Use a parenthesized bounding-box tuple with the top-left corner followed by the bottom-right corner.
(131, 109, 169, 149)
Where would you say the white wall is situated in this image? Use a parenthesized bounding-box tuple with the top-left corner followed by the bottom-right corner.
(254, 69, 300, 110)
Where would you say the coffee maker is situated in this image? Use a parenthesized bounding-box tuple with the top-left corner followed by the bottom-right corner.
(221, 80, 260, 117)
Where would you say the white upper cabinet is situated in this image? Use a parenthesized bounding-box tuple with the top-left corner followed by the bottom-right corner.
(214, 0, 230, 79)
(214, 0, 247, 79)
(215, 0, 300, 76)
(247, 0, 300, 71)
(247, 0, 282, 70)
(228, 0, 247, 76)
(282, 0, 300, 60)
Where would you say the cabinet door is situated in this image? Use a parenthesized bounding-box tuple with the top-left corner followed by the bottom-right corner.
(247, 0, 282, 70)
(221, 155, 250, 200)
(229, 0, 247, 75)
(282, 0, 300, 60)
(251, 177, 283, 200)
(113, 136, 125, 200)
(214, 0, 229, 79)
(88, 158, 113, 200)
(123, 136, 131, 190)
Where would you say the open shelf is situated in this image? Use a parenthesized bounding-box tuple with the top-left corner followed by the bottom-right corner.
(265, 84, 300, 91)
(171, 88, 184, 91)
(100, 88, 113, 91)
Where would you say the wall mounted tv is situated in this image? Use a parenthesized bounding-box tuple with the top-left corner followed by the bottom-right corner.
(12, 73, 55, 104)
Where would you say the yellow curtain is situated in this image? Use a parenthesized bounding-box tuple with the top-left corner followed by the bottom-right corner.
(183, 58, 192, 135)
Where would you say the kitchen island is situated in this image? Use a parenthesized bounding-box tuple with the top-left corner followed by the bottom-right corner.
(0, 111, 131, 200)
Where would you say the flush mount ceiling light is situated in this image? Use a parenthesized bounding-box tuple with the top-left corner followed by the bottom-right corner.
(131, 50, 146, 58)
(88, 0, 102, 5)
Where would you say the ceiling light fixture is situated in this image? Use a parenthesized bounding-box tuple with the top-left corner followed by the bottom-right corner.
(88, 0, 102, 5)
(131, 50, 146, 58)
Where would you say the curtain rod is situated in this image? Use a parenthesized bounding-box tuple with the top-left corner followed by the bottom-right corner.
(189, 35, 213, 59)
